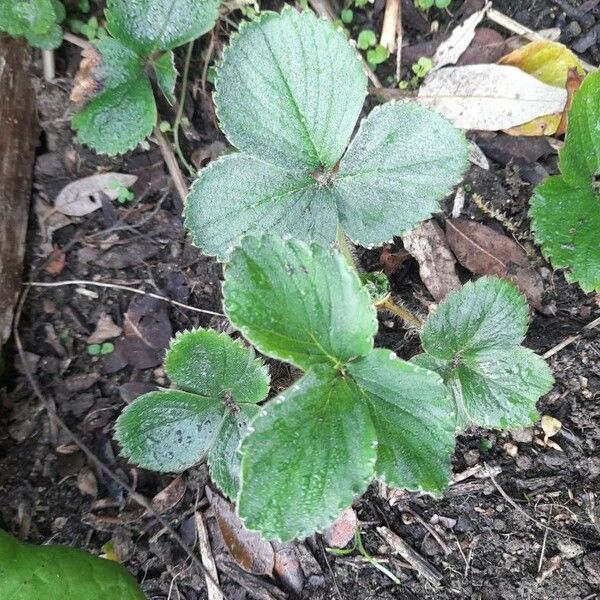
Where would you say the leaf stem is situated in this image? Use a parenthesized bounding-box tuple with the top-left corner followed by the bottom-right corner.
(377, 295, 423, 330)
(336, 224, 357, 268)
(173, 41, 196, 177)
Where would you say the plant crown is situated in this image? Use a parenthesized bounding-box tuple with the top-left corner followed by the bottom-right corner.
(530, 69, 600, 292)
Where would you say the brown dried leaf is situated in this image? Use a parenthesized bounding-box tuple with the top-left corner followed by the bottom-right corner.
(88, 312, 123, 344)
(323, 507, 357, 549)
(272, 543, 305, 595)
(537, 554, 562, 582)
(70, 46, 103, 104)
(206, 487, 275, 576)
(44, 246, 66, 275)
(149, 476, 186, 514)
(445, 218, 544, 310)
(403, 221, 462, 302)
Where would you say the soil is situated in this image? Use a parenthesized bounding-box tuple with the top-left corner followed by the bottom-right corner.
(1, 1, 600, 599)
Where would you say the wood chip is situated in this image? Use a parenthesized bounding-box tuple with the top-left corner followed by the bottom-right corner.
(196, 511, 224, 600)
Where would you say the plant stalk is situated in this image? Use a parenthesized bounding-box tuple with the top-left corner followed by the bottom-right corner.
(173, 41, 196, 177)
(377, 295, 423, 330)
(42, 50, 55, 81)
(336, 224, 356, 267)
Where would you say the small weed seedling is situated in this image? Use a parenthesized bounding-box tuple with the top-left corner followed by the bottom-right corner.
(415, 0, 452, 10)
(116, 236, 553, 541)
(0, 529, 143, 598)
(184, 8, 468, 260)
(0, 0, 65, 49)
(70, 0, 220, 155)
(530, 69, 600, 292)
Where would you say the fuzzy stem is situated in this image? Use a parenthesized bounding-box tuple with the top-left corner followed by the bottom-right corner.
(173, 41, 196, 177)
(42, 50, 55, 81)
(336, 224, 357, 268)
(377, 295, 423, 330)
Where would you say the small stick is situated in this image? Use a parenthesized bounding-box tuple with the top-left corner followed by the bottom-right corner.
(487, 7, 596, 72)
(395, 0, 403, 83)
(154, 125, 190, 202)
(376, 526, 442, 586)
(380, 0, 400, 53)
(23, 280, 224, 317)
(542, 315, 600, 359)
(195, 512, 224, 600)
(42, 50, 55, 81)
(63, 31, 92, 49)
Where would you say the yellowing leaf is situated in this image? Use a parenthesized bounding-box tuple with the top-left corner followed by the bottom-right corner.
(499, 41, 584, 136)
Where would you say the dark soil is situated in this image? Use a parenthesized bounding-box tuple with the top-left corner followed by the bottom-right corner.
(2, 1, 600, 599)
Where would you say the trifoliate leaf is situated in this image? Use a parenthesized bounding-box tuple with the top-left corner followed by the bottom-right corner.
(0, 0, 64, 48)
(72, 38, 156, 154)
(0, 529, 144, 599)
(152, 51, 177, 104)
(105, 0, 220, 55)
(116, 329, 269, 498)
(530, 69, 600, 291)
(238, 368, 377, 541)
(215, 8, 366, 172)
(413, 277, 553, 429)
(347, 349, 455, 493)
(335, 102, 468, 246)
(164, 328, 269, 404)
(222, 235, 377, 371)
(185, 8, 467, 258)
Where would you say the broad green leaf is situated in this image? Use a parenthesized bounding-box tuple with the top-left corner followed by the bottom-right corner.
(165, 328, 269, 404)
(116, 390, 223, 472)
(530, 177, 600, 291)
(223, 236, 377, 370)
(530, 70, 600, 291)
(238, 369, 377, 541)
(0, 529, 144, 599)
(25, 22, 63, 49)
(335, 102, 468, 246)
(215, 7, 366, 171)
(184, 155, 339, 259)
(413, 277, 553, 429)
(0, 0, 64, 47)
(348, 349, 455, 493)
(105, 0, 220, 55)
(116, 329, 269, 497)
(73, 78, 156, 154)
(153, 50, 177, 104)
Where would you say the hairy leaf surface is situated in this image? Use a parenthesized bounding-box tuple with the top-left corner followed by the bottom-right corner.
(413, 277, 553, 429)
(0, 0, 64, 48)
(530, 70, 600, 291)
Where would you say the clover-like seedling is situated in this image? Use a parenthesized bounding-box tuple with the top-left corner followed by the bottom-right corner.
(0, 0, 65, 49)
(530, 69, 600, 292)
(71, 0, 220, 155)
(412, 277, 554, 430)
(223, 235, 457, 540)
(184, 7, 468, 260)
(0, 529, 143, 599)
(115, 328, 269, 499)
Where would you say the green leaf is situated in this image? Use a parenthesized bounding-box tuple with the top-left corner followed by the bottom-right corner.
(165, 328, 269, 404)
(238, 369, 377, 541)
(413, 277, 554, 429)
(116, 329, 269, 498)
(106, 0, 220, 55)
(214, 8, 367, 172)
(72, 38, 156, 154)
(25, 22, 63, 48)
(0, 0, 63, 44)
(222, 236, 377, 370)
(357, 29, 376, 50)
(184, 154, 339, 259)
(153, 50, 178, 104)
(335, 102, 468, 247)
(0, 529, 144, 599)
(347, 349, 455, 493)
(366, 45, 388, 66)
(530, 70, 600, 292)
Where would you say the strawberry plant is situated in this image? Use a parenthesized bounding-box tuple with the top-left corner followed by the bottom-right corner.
(184, 7, 468, 259)
(530, 69, 600, 292)
(71, 0, 220, 155)
(116, 236, 553, 541)
(0, 0, 65, 49)
(0, 529, 144, 599)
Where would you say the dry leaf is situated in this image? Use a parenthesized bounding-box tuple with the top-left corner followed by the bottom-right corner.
(272, 543, 305, 595)
(44, 247, 66, 275)
(499, 41, 585, 136)
(379, 245, 411, 276)
(77, 468, 98, 497)
(54, 173, 137, 217)
(541, 414, 562, 439)
(537, 554, 562, 582)
(149, 476, 186, 514)
(206, 487, 275, 576)
(34, 196, 72, 256)
(445, 218, 544, 310)
(417, 64, 567, 131)
(88, 312, 123, 344)
(403, 221, 462, 302)
(323, 507, 357, 549)
(432, 2, 491, 71)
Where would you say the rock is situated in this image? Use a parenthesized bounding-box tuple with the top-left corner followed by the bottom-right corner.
(510, 428, 534, 443)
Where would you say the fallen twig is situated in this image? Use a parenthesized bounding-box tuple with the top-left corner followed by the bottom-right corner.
(153, 125, 190, 202)
(42, 50, 55, 81)
(542, 315, 600, 359)
(196, 512, 224, 600)
(381, 0, 400, 53)
(23, 280, 224, 317)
